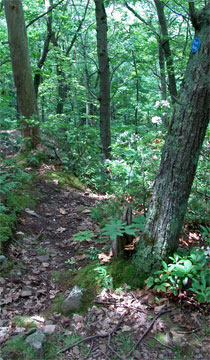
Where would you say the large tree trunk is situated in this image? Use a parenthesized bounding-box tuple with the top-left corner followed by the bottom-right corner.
(94, 0, 111, 160)
(133, 3, 210, 273)
(4, 0, 40, 149)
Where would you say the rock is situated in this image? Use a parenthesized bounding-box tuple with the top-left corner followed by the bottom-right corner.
(20, 289, 32, 297)
(61, 286, 83, 314)
(37, 254, 50, 262)
(0, 326, 10, 339)
(25, 329, 46, 351)
(134, 350, 142, 359)
(0, 255, 9, 271)
(43, 325, 56, 335)
(0, 277, 6, 285)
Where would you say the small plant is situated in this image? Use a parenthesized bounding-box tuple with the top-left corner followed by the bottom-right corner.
(90, 200, 122, 228)
(102, 218, 137, 241)
(146, 248, 210, 303)
(73, 230, 94, 242)
(190, 271, 210, 303)
(200, 225, 210, 243)
(65, 259, 76, 265)
(85, 247, 100, 260)
(94, 265, 113, 289)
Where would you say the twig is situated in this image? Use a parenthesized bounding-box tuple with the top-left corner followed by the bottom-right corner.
(57, 313, 127, 354)
(97, 349, 111, 360)
(26, 0, 65, 28)
(128, 309, 171, 357)
(84, 340, 94, 359)
(152, 336, 174, 350)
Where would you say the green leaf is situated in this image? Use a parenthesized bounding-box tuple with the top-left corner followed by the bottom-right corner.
(170, 264, 187, 277)
(183, 259, 193, 272)
(102, 219, 126, 241)
(73, 230, 94, 242)
(145, 277, 154, 288)
(124, 224, 137, 236)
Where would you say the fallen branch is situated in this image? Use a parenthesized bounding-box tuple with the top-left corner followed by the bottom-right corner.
(152, 336, 174, 351)
(128, 309, 171, 357)
(57, 312, 127, 354)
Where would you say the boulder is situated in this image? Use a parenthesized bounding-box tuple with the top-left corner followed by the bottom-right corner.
(61, 285, 83, 314)
(25, 329, 46, 351)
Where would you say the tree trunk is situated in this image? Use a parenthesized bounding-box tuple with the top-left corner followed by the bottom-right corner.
(34, 0, 52, 97)
(4, 0, 40, 149)
(133, 3, 210, 274)
(158, 40, 167, 101)
(132, 50, 139, 134)
(94, 0, 111, 160)
(154, 0, 178, 104)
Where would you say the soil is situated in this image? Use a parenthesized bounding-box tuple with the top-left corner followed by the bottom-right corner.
(0, 167, 209, 360)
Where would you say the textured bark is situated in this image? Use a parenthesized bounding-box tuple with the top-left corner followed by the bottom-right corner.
(95, 0, 111, 160)
(133, 3, 210, 272)
(34, 0, 52, 97)
(154, 0, 178, 103)
(4, 0, 40, 149)
(158, 40, 167, 101)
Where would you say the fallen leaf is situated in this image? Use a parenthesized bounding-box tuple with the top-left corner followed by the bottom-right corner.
(20, 290, 32, 297)
(56, 227, 66, 233)
(121, 325, 132, 332)
(42, 262, 50, 268)
(98, 252, 112, 264)
(59, 208, 68, 215)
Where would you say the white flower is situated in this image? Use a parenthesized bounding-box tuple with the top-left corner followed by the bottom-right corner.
(154, 101, 161, 108)
(152, 116, 162, 125)
(161, 100, 170, 108)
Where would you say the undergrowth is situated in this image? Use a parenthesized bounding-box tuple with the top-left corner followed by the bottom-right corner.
(0, 159, 34, 253)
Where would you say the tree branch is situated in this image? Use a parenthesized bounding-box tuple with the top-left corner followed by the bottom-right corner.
(124, 1, 159, 38)
(128, 310, 171, 357)
(65, 0, 90, 56)
(57, 313, 127, 354)
(189, 2, 199, 29)
(26, 0, 65, 28)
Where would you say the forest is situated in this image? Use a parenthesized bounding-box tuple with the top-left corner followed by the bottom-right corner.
(0, 0, 210, 359)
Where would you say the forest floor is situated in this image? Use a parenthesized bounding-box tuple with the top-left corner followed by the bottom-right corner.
(0, 164, 210, 360)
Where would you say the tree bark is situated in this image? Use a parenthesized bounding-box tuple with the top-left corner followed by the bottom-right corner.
(154, 0, 178, 103)
(34, 0, 52, 97)
(132, 50, 140, 134)
(4, 0, 40, 149)
(158, 40, 167, 101)
(94, 0, 111, 160)
(133, 3, 210, 273)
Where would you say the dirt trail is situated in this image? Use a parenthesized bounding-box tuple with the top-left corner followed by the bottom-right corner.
(0, 176, 210, 359)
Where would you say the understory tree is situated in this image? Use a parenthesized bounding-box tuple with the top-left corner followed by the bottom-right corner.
(94, 0, 111, 160)
(133, 1, 210, 273)
(4, 0, 40, 149)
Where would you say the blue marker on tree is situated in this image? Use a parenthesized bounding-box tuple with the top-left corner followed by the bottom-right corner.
(191, 37, 201, 53)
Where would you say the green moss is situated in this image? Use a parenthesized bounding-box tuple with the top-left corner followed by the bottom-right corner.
(36, 170, 86, 190)
(51, 293, 65, 313)
(12, 316, 36, 330)
(1, 336, 37, 360)
(53, 262, 100, 315)
(54, 261, 99, 289)
(107, 259, 145, 289)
